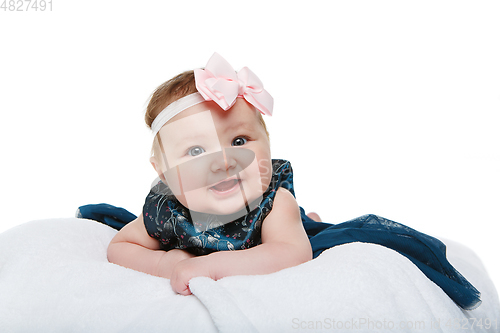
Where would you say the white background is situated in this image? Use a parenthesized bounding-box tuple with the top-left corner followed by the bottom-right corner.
(1, 1, 499, 291)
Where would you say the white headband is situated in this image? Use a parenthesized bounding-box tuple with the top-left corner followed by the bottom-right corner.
(151, 92, 206, 136)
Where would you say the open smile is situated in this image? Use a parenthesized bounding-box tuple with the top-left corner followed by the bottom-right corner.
(209, 178, 241, 195)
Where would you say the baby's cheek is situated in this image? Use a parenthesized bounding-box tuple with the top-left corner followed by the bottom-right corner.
(163, 155, 215, 195)
(181, 187, 211, 212)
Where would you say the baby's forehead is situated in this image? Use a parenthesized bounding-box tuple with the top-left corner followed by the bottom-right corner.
(162, 104, 260, 136)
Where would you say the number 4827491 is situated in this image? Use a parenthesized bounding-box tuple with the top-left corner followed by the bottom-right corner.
(1, 0, 53, 11)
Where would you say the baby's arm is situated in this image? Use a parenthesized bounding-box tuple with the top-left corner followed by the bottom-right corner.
(107, 214, 194, 279)
(170, 188, 312, 295)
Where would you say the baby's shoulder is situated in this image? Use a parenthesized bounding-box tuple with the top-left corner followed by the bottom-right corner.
(273, 187, 298, 210)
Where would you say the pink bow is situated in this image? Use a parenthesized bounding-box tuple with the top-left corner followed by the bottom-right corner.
(194, 53, 273, 116)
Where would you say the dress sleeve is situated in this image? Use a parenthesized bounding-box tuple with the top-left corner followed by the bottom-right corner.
(142, 182, 176, 251)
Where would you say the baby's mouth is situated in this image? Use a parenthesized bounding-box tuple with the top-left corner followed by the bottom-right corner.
(210, 179, 241, 192)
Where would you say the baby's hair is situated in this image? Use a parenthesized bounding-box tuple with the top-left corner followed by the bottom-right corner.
(146, 69, 270, 159)
(145, 70, 198, 129)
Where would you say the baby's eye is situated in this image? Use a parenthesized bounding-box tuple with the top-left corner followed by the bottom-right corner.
(232, 136, 248, 147)
(187, 146, 205, 156)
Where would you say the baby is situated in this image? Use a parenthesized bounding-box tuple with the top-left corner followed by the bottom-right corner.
(107, 53, 313, 295)
(103, 53, 481, 309)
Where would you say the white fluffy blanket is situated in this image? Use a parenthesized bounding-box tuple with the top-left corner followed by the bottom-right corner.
(0, 218, 498, 332)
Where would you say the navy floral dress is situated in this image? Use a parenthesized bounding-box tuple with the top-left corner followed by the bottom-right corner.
(142, 159, 293, 255)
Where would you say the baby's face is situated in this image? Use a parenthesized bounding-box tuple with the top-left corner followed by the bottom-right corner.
(153, 99, 272, 217)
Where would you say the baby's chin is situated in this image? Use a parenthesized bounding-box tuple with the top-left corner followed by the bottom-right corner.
(186, 199, 256, 216)
(178, 191, 264, 217)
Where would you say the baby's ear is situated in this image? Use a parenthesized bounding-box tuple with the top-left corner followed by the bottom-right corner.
(150, 156, 167, 183)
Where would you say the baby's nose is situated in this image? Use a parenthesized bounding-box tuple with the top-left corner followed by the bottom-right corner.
(210, 148, 255, 174)
(210, 150, 236, 173)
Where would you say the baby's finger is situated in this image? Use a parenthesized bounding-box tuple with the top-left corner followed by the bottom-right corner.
(177, 285, 192, 296)
(170, 273, 192, 295)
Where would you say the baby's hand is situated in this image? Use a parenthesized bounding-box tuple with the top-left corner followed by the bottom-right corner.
(170, 256, 212, 295)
